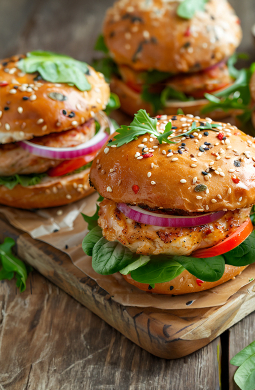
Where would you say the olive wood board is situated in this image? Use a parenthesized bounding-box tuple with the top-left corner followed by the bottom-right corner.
(1, 216, 255, 360)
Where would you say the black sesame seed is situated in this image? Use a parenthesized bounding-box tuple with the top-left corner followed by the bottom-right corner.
(223, 136, 226, 140)
(204, 142, 211, 145)
(202, 171, 208, 175)
(53, 229, 59, 233)
(62, 109, 67, 115)
(181, 143, 186, 146)
(2, 61, 8, 66)
(34, 74, 42, 81)
(204, 147, 209, 151)
(108, 139, 113, 143)
(68, 111, 75, 118)
(186, 300, 194, 306)
(109, 31, 115, 38)
(178, 150, 183, 154)
(234, 160, 241, 167)
(170, 286, 174, 291)
(148, 285, 153, 290)
(200, 122, 205, 126)
(199, 146, 205, 152)
(13, 86, 18, 89)
(183, 42, 191, 48)
(172, 126, 177, 129)
(171, 116, 177, 120)
(22, 96, 29, 100)
(65, 245, 69, 249)
(4, 107, 9, 111)
(168, 149, 172, 153)
(204, 131, 209, 136)
(190, 135, 194, 139)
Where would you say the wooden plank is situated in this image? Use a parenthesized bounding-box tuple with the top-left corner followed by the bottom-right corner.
(0, 273, 221, 389)
(229, 313, 255, 390)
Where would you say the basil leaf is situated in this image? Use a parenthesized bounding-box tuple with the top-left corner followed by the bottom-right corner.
(82, 226, 103, 256)
(94, 34, 109, 54)
(0, 238, 30, 292)
(92, 238, 137, 275)
(18, 51, 91, 91)
(224, 231, 255, 266)
(131, 257, 184, 284)
(0, 173, 46, 190)
(161, 86, 194, 104)
(119, 256, 150, 275)
(173, 255, 225, 282)
(177, 0, 209, 19)
(141, 85, 163, 114)
(104, 93, 120, 115)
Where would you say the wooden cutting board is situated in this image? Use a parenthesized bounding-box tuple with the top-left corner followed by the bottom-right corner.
(1, 216, 255, 360)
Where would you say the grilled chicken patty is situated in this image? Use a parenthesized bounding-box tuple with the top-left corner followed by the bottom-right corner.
(98, 199, 251, 256)
(0, 119, 95, 176)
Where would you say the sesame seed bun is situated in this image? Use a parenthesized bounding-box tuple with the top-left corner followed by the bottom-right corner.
(90, 114, 255, 213)
(0, 168, 94, 209)
(103, 0, 242, 73)
(122, 265, 247, 295)
(0, 55, 110, 143)
(110, 76, 235, 120)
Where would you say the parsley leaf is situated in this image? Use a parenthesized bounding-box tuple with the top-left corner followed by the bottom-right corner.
(177, 0, 209, 19)
(0, 237, 31, 292)
(18, 51, 91, 91)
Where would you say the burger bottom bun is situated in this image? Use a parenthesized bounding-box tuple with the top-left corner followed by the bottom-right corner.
(111, 77, 237, 120)
(122, 265, 248, 295)
(0, 169, 94, 209)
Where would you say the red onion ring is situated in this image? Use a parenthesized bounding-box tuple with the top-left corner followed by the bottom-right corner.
(117, 203, 226, 228)
(19, 111, 115, 160)
(202, 60, 226, 73)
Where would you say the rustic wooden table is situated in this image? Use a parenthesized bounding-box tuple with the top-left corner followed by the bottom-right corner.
(0, 1, 254, 389)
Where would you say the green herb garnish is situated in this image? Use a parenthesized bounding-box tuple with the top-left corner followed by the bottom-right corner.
(177, 0, 209, 19)
(231, 340, 255, 390)
(0, 237, 32, 292)
(108, 109, 220, 147)
(161, 86, 194, 104)
(0, 173, 46, 190)
(94, 34, 109, 54)
(18, 51, 91, 91)
(104, 93, 120, 115)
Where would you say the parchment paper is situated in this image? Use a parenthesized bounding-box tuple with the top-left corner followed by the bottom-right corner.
(1, 192, 255, 310)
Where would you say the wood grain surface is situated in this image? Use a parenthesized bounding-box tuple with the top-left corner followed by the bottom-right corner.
(0, 0, 254, 388)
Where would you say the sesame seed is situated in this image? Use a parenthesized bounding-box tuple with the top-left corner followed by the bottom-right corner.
(5, 123, 10, 131)
(135, 152, 140, 157)
(191, 164, 197, 168)
(9, 88, 17, 94)
(197, 152, 202, 157)
(30, 94, 37, 101)
(104, 147, 109, 154)
(143, 30, 150, 39)
(151, 181, 156, 185)
(107, 186, 113, 192)
(151, 163, 154, 168)
(0, 111, 2, 118)
(72, 121, 78, 126)
(228, 188, 232, 194)
(206, 205, 209, 210)
(206, 189, 209, 194)
(138, 144, 145, 148)
(162, 150, 166, 155)
(153, 145, 158, 149)
(147, 172, 152, 177)
(187, 114, 194, 118)
(180, 118, 187, 122)
(137, 156, 143, 160)
(42, 125, 47, 131)
(167, 152, 173, 157)
(196, 196, 202, 200)
(216, 156, 221, 160)
(211, 199, 217, 203)
(143, 138, 148, 142)
(193, 177, 197, 184)
(143, 148, 149, 152)
(180, 179, 187, 184)
(219, 172, 225, 177)
(66, 194, 72, 199)
(17, 107, 23, 114)
(209, 161, 214, 166)
(171, 158, 178, 162)
(57, 210, 63, 216)
(217, 194, 222, 199)
(228, 169, 235, 173)
(37, 118, 44, 124)
(239, 197, 242, 202)
(52, 186, 58, 194)
(149, 138, 153, 142)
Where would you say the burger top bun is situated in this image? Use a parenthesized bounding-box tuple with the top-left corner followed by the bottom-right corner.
(0, 55, 110, 144)
(103, 0, 242, 73)
(90, 114, 255, 212)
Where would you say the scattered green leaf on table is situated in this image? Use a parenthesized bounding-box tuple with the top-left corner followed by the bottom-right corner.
(231, 340, 255, 390)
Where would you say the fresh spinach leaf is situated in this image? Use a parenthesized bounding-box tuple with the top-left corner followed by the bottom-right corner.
(94, 34, 109, 54)
(131, 257, 184, 284)
(82, 226, 103, 256)
(92, 238, 137, 275)
(104, 93, 120, 115)
(177, 0, 209, 19)
(81, 205, 100, 231)
(18, 51, 91, 91)
(224, 231, 255, 266)
(173, 255, 225, 282)
(119, 256, 150, 275)
(0, 238, 30, 292)
(231, 340, 255, 390)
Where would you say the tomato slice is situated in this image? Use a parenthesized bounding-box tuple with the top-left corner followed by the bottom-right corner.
(47, 150, 98, 177)
(125, 80, 142, 94)
(192, 219, 253, 258)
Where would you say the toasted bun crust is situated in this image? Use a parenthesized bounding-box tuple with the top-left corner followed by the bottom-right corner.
(90, 114, 255, 212)
(0, 55, 110, 143)
(0, 169, 94, 209)
(103, 0, 242, 73)
(122, 265, 248, 295)
(110, 77, 234, 120)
